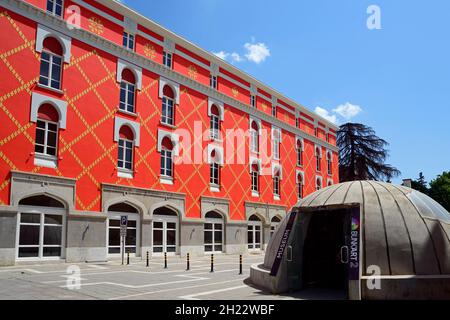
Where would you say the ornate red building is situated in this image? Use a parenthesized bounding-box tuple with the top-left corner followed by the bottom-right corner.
(0, 0, 338, 265)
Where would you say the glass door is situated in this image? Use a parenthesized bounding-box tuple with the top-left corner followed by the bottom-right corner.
(107, 212, 139, 256)
(247, 221, 262, 250)
(152, 218, 178, 255)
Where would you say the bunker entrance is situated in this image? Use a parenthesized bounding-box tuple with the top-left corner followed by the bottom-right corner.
(286, 206, 360, 299)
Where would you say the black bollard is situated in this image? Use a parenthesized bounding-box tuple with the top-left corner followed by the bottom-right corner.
(186, 253, 190, 271)
(239, 254, 243, 275)
(127, 251, 130, 265)
(164, 252, 167, 269)
(210, 254, 214, 273)
(146, 251, 149, 268)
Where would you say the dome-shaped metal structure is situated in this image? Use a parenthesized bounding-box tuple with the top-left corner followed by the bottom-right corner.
(250, 181, 450, 300)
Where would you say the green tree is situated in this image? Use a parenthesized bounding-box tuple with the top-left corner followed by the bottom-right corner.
(411, 172, 429, 194)
(337, 123, 401, 182)
(429, 171, 450, 211)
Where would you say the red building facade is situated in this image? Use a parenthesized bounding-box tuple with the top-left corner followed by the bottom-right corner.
(0, 0, 338, 265)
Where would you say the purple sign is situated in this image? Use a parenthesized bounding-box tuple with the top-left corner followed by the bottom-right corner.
(348, 207, 360, 280)
(270, 211, 297, 276)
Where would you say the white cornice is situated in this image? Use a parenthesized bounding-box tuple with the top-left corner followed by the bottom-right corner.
(2, 0, 338, 152)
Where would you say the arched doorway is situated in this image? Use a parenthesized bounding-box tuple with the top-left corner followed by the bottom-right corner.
(152, 206, 178, 255)
(248, 214, 263, 251)
(270, 216, 281, 238)
(107, 203, 140, 257)
(204, 211, 224, 253)
(17, 195, 66, 260)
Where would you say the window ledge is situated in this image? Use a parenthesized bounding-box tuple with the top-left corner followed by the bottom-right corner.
(36, 83, 64, 95)
(251, 191, 260, 198)
(117, 108, 138, 117)
(273, 195, 281, 201)
(210, 184, 220, 193)
(160, 121, 177, 130)
(117, 169, 133, 179)
(160, 176, 174, 185)
(34, 154, 57, 168)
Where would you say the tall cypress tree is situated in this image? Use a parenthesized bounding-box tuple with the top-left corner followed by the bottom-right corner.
(337, 123, 400, 182)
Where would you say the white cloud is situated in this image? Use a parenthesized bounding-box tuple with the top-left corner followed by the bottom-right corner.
(244, 42, 270, 64)
(315, 107, 338, 124)
(214, 51, 229, 60)
(213, 39, 270, 64)
(332, 102, 362, 120)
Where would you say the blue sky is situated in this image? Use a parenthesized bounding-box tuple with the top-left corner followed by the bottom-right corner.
(120, 0, 450, 184)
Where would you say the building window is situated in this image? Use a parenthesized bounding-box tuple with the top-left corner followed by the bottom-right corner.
(295, 116, 300, 128)
(161, 86, 175, 126)
(316, 177, 322, 191)
(107, 203, 139, 255)
(210, 75, 217, 89)
(210, 105, 220, 140)
(326, 133, 330, 143)
(117, 126, 134, 174)
(251, 163, 259, 194)
(272, 105, 277, 117)
(273, 172, 280, 198)
(163, 51, 173, 68)
(272, 129, 280, 160)
(34, 106, 59, 160)
(250, 120, 259, 154)
(296, 139, 303, 166)
(123, 32, 135, 50)
(248, 215, 262, 250)
(297, 174, 303, 199)
(327, 152, 332, 175)
(204, 211, 223, 253)
(250, 95, 256, 108)
(314, 127, 318, 137)
(46, 0, 63, 17)
(39, 37, 63, 90)
(119, 69, 136, 113)
(270, 216, 281, 238)
(18, 196, 65, 259)
(153, 207, 178, 254)
(160, 137, 173, 178)
(210, 161, 220, 186)
(315, 147, 322, 171)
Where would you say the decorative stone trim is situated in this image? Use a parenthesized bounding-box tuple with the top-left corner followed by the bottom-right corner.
(207, 144, 224, 165)
(295, 136, 304, 150)
(157, 129, 179, 156)
(36, 24, 72, 63)
(159, 76, 180, 104)
(249, 157, 262, 173)
(272, 163, 283, 180)
(296, 170, 305, 184)
(114, 117, 141, 147)
(207, 97, 224, 121)
(117, 59, 142, 90)
(30, 92, 68, 129)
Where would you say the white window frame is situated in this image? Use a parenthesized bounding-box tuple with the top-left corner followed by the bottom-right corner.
(248, 220, 262, 250)
(327, 151, 333, 175)
(250, 95, 256, 108)
(251, 168, 259, 196)
(119, 80, 136, 114)
(152, 215, 179, 255)
(315, 146, 322, 172)
(34, 118, 59, 168)
(316, 176, 323, 191)
(210, 162, 220, 188)
(210, 112, 220, 140)
(163, 51, 173, 68)
(210, 75, 217, 89)
(161, 95, 175, 126)
(160, 147, 173, 180)
(273, 175, 280, 199)
(106, 211, 140, 257)
(39, 50, 63, 90)
(204, 216, 224, 253)
(250, 119, 260, 154)
(16, 206, 66, 261)
(46, 0, 64, 17)
(117, 137, 134, 178)
(123, 31, 135, 50)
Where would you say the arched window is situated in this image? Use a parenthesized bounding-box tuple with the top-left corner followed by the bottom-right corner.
(250, 120, 259, 153)
(248, 214, 262, 250)
(47, 0, 63, 17)
(204, 211, 224, 253)
(296, 139, 303, 166)
(209, 149, 220, 187)
(316, 177, 322, 191)
(272, 128, 280, 160)
(107, 203, 139, 255)
(327, 151, 332, 175)
(117, 125, 134, 173)
(297, 173, 303, 199)
(39, 37, 63, 90)
(273, 169, 280, 198)
(161, 85, 175, 125)
(315, 147, 322, 171)
(160, 137, 173, 178)
(270, 216, 281, 238)
(34, 104, 59, 160)
(153, 206, 178, 254)
(210, 104, 220, 140)
(251, 162, 259, 195)
(119, 69, 136, 113)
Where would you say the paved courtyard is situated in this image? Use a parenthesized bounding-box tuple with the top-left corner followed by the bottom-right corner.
(0, 254, 310, 300)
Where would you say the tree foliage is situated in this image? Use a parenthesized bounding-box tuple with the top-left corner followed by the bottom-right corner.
(429, 171, 450, 212)
(411, 172, 429, 194)
(337, 123, 400, 182)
